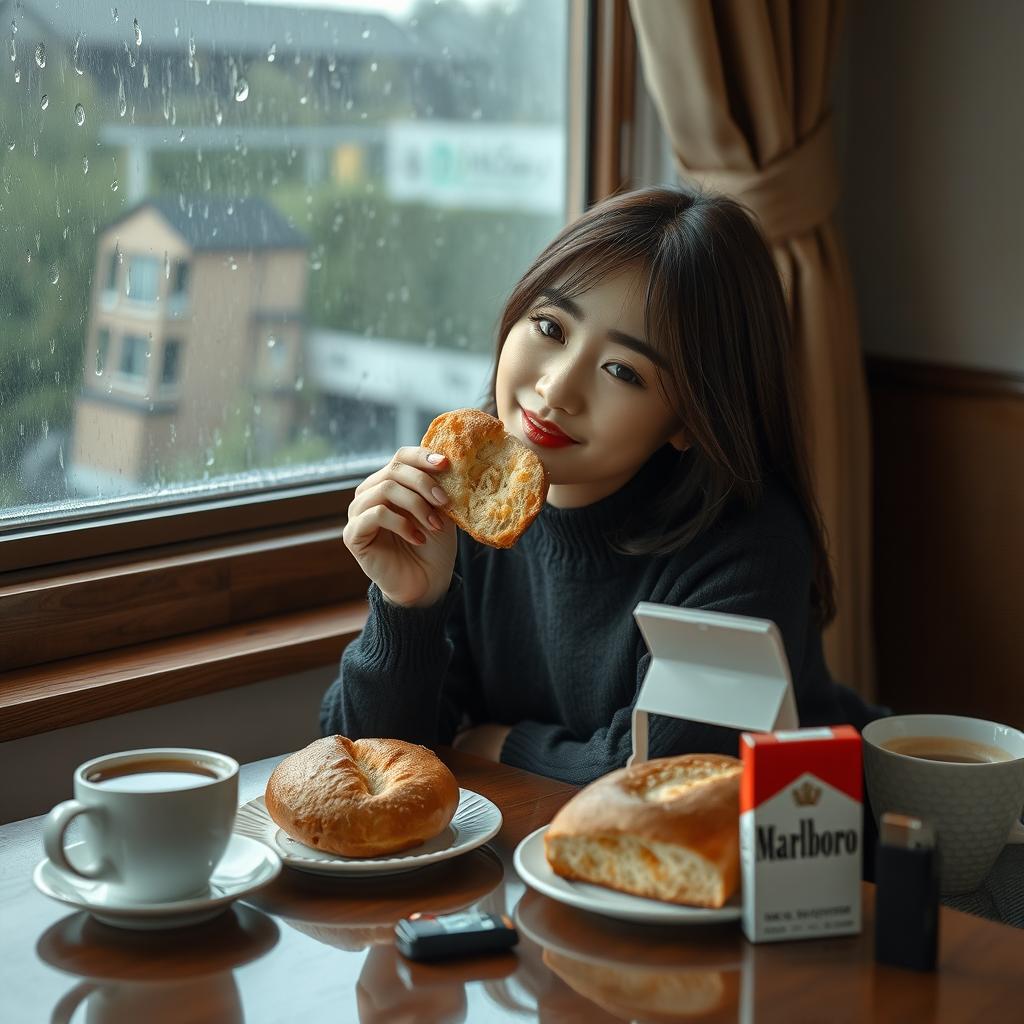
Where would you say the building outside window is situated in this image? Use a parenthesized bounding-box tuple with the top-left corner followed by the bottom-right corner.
(1, 0, 575, 523)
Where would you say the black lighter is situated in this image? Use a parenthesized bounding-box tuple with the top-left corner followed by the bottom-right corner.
(874, 812, 940, 971)
(395, 911, 519, 962)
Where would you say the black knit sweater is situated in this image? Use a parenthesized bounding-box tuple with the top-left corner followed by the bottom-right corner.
(320, 445, 868, 785)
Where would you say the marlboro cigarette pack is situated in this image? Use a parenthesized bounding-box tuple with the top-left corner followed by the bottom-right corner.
(739, 726, 862, 943)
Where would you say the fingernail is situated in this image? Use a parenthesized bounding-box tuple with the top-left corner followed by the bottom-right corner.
(428, 513, 443, 530)
(431, 486, 448, 505)
(427, 452, 445, 465)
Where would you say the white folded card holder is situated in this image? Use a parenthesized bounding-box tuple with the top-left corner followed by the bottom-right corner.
(628, 602, 798, 766)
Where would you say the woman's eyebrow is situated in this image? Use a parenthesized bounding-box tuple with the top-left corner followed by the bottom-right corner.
(536, 287, 584, 320)
(608, 330, 669, 370)
(536, 286, 669, 370)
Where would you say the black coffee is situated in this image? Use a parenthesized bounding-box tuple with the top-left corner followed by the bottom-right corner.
(881, 736, 1012, 764)
(87, 758, 221, 792)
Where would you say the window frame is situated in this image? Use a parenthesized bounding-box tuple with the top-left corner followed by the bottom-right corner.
(0, 0, 635, 741)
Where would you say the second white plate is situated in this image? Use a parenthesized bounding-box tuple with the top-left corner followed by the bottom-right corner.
(513, 826, 741, 925)
(234, 788, 502, 876)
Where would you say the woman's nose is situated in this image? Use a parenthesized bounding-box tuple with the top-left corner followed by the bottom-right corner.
(535, 354, 585, 414)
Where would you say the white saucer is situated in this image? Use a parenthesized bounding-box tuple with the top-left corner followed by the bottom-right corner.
(513, 826, 741, 925)
(32, 833, 282, 930)
(234, 788, 502, 877)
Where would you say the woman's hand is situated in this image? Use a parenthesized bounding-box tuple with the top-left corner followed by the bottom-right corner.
(451, 724, 512, 763)
(343, 447, 458, 608)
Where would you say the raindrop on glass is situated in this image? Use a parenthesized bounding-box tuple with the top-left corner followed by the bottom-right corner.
(73, 33, 83, 75)
(74, 103, 85, 126)
(179, 129, 186, 143)
(10, 18, 16, 34)
(117, 75, 126, 117)
(34, 42, 44, 68)
(361, 28, 370, 39)
(25, 248, 31, 262)
(40, 93, 47, 110)
(266, 336, 277, 348)
(111, 179, 118, 191)
(294, 376, 304, 391)
(58, 444, 64, 470)
(82, 155, 89, 174)
(134, 18, 142, 46)
(234, 78, 249, 102)
(164, 251, 170, 279)
(188, 34, 196, 59)
(173, 18, 180, 38)
(267, 43, 276, 62)
(111, 6, 118, 22)
(142, 62, 149, 88)
(14, 68, 20, 83)
(7, 140, 14, 151)
(50, 263, 59, 284)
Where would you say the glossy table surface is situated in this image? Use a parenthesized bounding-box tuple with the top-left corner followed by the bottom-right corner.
(3, 748, 1024, 1023)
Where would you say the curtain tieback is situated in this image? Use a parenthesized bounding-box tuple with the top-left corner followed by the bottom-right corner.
(677, 114, 840, 244)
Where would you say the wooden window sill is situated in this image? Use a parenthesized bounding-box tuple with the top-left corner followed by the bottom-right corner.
(0, 601, 368, 743)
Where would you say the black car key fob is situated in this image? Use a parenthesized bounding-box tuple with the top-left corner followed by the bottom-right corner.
(394, 911, 518, 962)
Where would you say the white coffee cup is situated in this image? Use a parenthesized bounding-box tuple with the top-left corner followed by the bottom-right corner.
(43, 748, 239, 903)
(862, 714, 1024, 894)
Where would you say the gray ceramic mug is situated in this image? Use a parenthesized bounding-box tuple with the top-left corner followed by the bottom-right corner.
(863, 714, 1024, 894)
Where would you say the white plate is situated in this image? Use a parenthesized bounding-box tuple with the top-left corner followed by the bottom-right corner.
(234, 788, 502, 876)
(513, 826, 741, 925)
(32, 833, 281, 930)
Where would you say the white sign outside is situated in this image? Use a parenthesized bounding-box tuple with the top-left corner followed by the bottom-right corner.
(386, 120, 565, 214)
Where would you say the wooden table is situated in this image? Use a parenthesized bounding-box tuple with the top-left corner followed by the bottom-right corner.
(2, 749, 1023, 1023)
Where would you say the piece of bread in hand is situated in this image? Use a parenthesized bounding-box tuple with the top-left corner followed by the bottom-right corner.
(421, 408, 548, 548)
(544, 754, 742, 908)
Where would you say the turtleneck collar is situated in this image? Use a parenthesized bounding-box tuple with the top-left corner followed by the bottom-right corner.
(525, 444, 687, 571)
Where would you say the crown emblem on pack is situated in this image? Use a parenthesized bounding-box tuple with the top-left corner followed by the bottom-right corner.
(792, 780, 822, 806)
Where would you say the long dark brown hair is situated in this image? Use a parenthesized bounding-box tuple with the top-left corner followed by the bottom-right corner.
(484, 185, 836, 626)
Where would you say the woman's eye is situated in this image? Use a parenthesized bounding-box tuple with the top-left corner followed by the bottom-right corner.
(529, 315, 563, 341)
(605, 362, 643, 386)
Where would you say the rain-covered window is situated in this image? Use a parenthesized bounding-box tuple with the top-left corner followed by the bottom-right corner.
(1, 0, 571, 525)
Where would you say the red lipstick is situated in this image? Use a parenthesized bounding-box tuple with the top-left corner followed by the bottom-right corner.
(521, 407, 578, 448)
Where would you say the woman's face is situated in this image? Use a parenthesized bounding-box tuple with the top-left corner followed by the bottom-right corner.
(495, 265, 686, 508)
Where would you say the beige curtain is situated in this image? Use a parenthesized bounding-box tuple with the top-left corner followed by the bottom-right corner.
(629, 0, 875, 698)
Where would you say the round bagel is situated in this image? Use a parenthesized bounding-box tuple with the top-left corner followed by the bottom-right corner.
(264, 736, 460, 857)
(421, 408, 548, 548)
